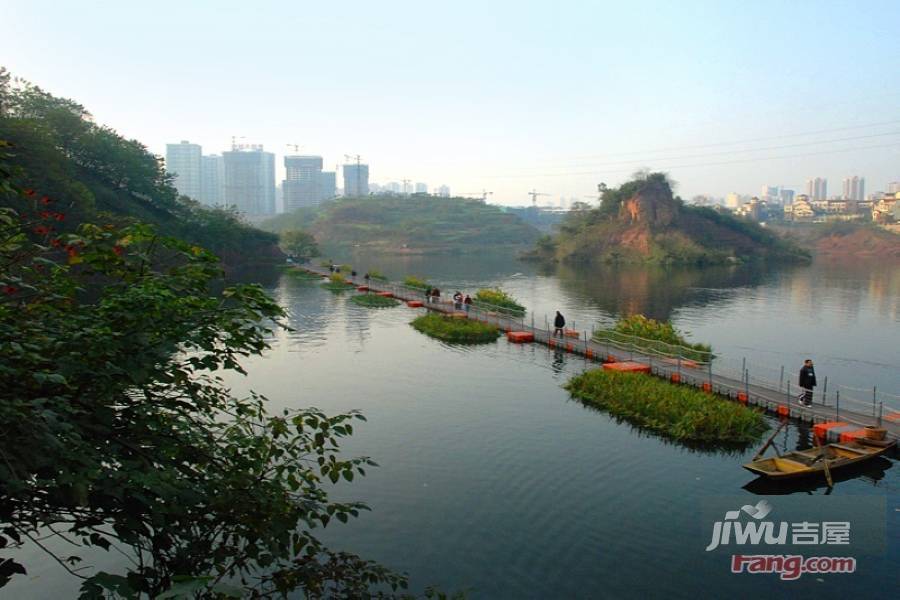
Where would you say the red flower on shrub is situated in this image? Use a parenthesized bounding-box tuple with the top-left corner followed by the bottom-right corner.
(112, 245, 124, 256)
(23, 189, 35, 197)
(2, 285, 17, 295)
(51, 238, 63, 248)
(40, 196, 52, 205)
(40, 210, 52, 219)
(55, 212, 65, 221)
(33, 225, 51, 235)
(65, 244, 79, 256)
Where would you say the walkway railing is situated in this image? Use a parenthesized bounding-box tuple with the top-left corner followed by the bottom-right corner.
(299, 264, 900, 435)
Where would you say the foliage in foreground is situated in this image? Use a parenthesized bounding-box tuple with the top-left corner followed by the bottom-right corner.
(351, 293, 400, 308)
(473, 288, 525, 314)
(411, 313, 501, 344)
(565, 370, 768, 444)
(593, 314, 712, 362)
(0, 164, 411, 597)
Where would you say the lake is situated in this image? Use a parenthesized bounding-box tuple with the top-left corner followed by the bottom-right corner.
(8, 256, 899, 598)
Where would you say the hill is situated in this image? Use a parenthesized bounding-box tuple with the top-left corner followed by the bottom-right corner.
(260, 195, 541, 254)
(0, 68, 281, 267)
(774, 222, 900, 259)
(526, 172, 809, 265)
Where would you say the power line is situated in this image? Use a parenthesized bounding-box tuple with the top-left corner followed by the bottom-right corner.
(526, 130, 900, 171)
(484, 141, 900, 179)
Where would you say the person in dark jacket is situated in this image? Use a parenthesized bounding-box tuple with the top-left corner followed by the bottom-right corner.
(553, 311, 566, 337)
(799, 359, 816, 407)
(463, 294, 472, 312)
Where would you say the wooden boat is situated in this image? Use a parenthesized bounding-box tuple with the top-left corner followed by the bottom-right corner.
(743, 438, 896, 480)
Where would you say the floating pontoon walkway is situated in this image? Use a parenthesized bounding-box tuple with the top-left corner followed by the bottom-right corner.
(301, 265, 900, 441)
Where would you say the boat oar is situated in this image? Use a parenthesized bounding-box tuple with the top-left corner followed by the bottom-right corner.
(814, 435, 834, 488)
(752, 421, 786, 461)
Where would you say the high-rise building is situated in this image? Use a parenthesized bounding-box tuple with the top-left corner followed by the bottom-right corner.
(319, 171, 336, 201)
(223, 146, 275, 215)
(386, 182, 401, 193)
(200, 154, 224, 206)
(165, 141, 202, 200)
(283, 155, 324, 212)
(806, 177, 827, 201)
(415, 182, 427, 194)
(725, 192, 742, 209)
(343, 164, 369, 197)
(841, 176, 865, 201)
(779, 189, 795, 205)
(437, 185, 450, 197)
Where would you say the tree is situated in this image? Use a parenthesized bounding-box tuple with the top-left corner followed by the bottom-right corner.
(0, 151, 411, 598)
(280, 229, 320, 261)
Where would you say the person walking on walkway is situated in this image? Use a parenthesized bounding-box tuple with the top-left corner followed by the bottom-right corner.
(463, 294, 472, 313)
(453, 291, 463, 310)
(425, 288, 433, 304)
(553, 311, 566, 337)
(798, 359, 816, 407)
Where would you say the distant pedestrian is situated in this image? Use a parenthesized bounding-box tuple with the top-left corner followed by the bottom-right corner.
(351, 270, 357, 279)
(453, 291, 463, 309)
(433, 288, 441, 304)
(554, 311, 566, 337)
(798, 359, 816, 407)
(464, 294, 472, 312)
(425, 287, 433, 303)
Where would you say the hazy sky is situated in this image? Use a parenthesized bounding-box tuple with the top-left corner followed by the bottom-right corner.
(3, 0, 900, 205)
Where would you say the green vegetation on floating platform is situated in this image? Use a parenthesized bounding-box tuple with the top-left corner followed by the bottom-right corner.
(259, 194, 541, 253)
(473, 288, 525, 315)
(593, 314, 712, 362)
(565, 370, 768, 444)
(411, 313, 501, 344)
(321, 273, 353, 292)
(283, 267, 324, 280)
(404, 275, 429, 290)
(351, 293, 400, 308)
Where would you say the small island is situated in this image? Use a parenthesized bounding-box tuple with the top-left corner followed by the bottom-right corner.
(525, 172, 810, 265)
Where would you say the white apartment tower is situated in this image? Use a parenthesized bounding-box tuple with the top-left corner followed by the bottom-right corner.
(165, 141, 202, 200)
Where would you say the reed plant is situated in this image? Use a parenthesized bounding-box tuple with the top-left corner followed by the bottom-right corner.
(351, 293, 400, 308)
(411, 313, 501, 344)
(565, 369, 767, 444)
(473, 288, 525, 315)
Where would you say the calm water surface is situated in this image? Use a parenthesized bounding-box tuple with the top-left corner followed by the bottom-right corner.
(8, 257, 899, 598)
(223, 256, 899, 599)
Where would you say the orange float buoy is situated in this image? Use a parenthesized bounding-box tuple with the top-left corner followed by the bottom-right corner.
(406, 300, 424, 308)
(777, 404, 789, 417)
(603, 361, 651, 374)
(737, 392, 748, 404)
(670, 373, 681, 384)
(548, 338, 557, 348)
(585, 348, 594, 360)
(356, 285, 369, 292)
(507, 331, 534, 343)
(701, 382, 712, 393)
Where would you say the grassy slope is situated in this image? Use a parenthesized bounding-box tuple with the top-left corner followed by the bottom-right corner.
(260, 196, 540, 253)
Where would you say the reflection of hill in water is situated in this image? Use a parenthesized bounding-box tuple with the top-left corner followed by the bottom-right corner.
(549, 262, 787, 321)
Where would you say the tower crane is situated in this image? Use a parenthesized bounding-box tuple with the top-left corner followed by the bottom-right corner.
(461, 190, 493, 201)
(527, 189, 550, 207)
(344, 154, 364, 197)
(286, 143, 303, 154)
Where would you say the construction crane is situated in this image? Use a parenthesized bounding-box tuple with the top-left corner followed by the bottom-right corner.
(401, 179, 411, 195)
(230, 135, 246, 151)
(461, 190, 493, 201)
(286, 143, 303, 154)
(527, 189, 550, 207)
(344, 154, 363, 197)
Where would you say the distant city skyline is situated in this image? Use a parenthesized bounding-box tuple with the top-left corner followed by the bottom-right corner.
(3, 0, 899, 205)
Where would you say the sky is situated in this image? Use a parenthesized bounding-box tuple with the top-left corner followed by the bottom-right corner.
(2, 0, 900, 206)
